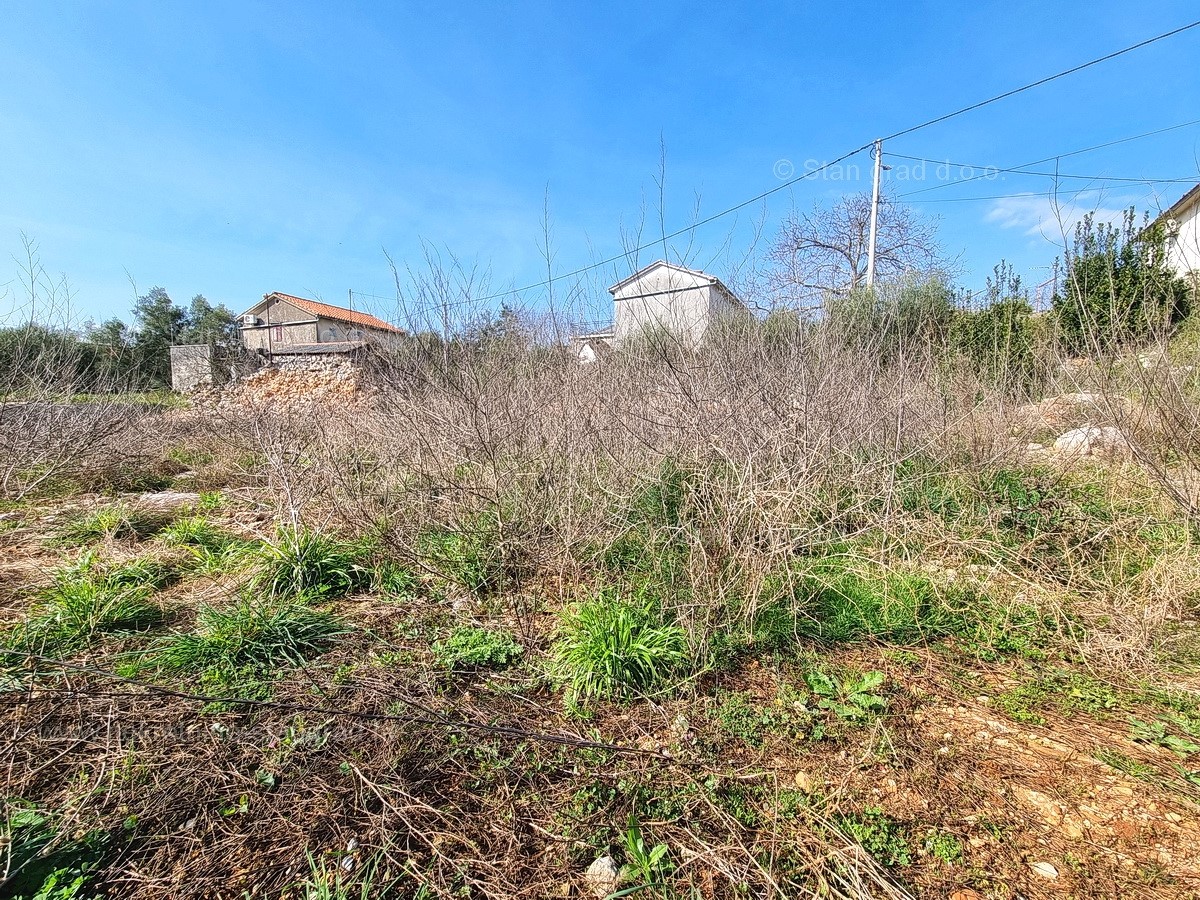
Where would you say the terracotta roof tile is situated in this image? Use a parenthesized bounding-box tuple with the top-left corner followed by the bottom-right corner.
(265, 292, 403, 334)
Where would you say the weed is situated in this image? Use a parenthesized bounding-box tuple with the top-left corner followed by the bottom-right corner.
(895, 456, 973, 520)
(375, 560, 421, 599)
(57, 503, 167, 545)
(147, 596, 346, 694)
(551, 591, 688, 704)
(994, 680, 1050, 725)
(805, 668, 887, 722)
(617, 814, 673, 896)
(784, 554, 974, 644)
(7, 553, 165, 656)
(168, 446, 214, 468)
(714, 782, 763, 828)
(1130, 718, 1200, 755)
(712, 692, 773, 746)
(838, 807, 911, 868)
(711, 690, 804, 746)
(922, 829, 964, 865)
(158, 515, 229, 552)
(995, 670, 1122, 726)
(2, 802, 119, 900)
(297, 848, 390, 900)
(417, 518, 508, 596)
(255, 526, 374, 601)
(432, 626, 523, 670)
(1096, 748, 1155, 779)
(197, 490, 224, 510)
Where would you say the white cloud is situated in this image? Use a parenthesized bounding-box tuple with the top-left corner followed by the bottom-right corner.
(984, 191, 1131, 242)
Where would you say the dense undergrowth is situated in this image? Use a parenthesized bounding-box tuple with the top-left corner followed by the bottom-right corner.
(3, 318, 1200, 899)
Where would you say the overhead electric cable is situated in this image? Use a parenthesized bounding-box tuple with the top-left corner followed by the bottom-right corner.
(358, 20, 1200, 306)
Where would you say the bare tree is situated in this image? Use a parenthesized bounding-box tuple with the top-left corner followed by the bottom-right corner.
(769, 192, 942, 310)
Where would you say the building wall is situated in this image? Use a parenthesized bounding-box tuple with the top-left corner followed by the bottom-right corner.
(1167, 204, 1200, 290)
(612, 267, 714, 347)
(241, 298, 319, 352)
(317, 318, 369, 342)
(169, 344, 214, 392)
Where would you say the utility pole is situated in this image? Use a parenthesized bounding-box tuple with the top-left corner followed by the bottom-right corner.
(866, 138, 883, 288)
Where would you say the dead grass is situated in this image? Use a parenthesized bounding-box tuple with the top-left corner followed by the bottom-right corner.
(4, 324, 1200, 898)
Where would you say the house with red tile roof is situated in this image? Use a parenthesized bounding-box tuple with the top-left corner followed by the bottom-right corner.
(237, 292, 403, 356)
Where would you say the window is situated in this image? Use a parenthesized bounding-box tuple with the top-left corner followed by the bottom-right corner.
(272, 325, 283, 342)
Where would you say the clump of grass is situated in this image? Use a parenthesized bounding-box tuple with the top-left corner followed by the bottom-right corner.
(6, 553, 166, 656)
(551, 591, 689, 704)
(159, 517, 259, 577)
(57, 503, 169, 545)
(254, 526, 374, 600)
(433, 626, 523, 670)
(148, 596, 346, 692)
(196, 490, 223, 511)
(158, 515, 230, 552)
(781, 554, 970, 644)
(375, 560, 421, 600)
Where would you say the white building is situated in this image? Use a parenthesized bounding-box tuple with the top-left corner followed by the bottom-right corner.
(573, 261, 745, 360)
(1160, 184, 1200, 292)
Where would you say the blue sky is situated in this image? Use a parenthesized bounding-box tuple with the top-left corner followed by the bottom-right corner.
(1, 0, 1198, 328)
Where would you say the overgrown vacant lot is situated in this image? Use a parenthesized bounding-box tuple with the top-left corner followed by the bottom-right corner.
(4, 329, 1200, 899)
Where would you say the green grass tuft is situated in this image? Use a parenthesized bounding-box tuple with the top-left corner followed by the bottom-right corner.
(6, 553, 166, 657)
(417, 519, 507, 596)
(147, 596, 347, 694)
(789, 554, 970, 644)
(57, 503, 169, 545)
(551, 591, 689, 704)
(254, 526, 374, 601)
(158, 515, 230, 552)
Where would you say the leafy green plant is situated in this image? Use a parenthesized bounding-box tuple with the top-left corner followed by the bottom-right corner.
(1052, 209, 1191, 353)
(712, 690, 803, 746)
(838, 807, 911, 868)
(254, 526, 374, 600)
(922, 829, 964, 865)
(146, 596, 346, 692)
(805, 668, 886, 722)
(1130, 718, 1200, 756)
(6, 553, 165, 656)
(2, 802, 116, 900)
(551, 592, 688, 704)
(614, 814, 672, 897)
(433, 626, 523, 670)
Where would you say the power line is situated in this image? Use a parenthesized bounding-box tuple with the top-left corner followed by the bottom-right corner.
(907, 189, 1166, 204)
(359, 19, 1200, 308)
(452, 143, 875, 305)
(894, 117, 1200, 199)
(884, 152, 1196, 184)
(879, 19, 1200, 143)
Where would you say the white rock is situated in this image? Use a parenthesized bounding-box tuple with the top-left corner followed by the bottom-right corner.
(1030, 861, 1058, 879)
(1053, 424, 1129, 459)
(583, 856, 621, 898)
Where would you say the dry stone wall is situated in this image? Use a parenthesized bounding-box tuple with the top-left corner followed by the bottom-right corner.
(191, 356, 366, 410)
